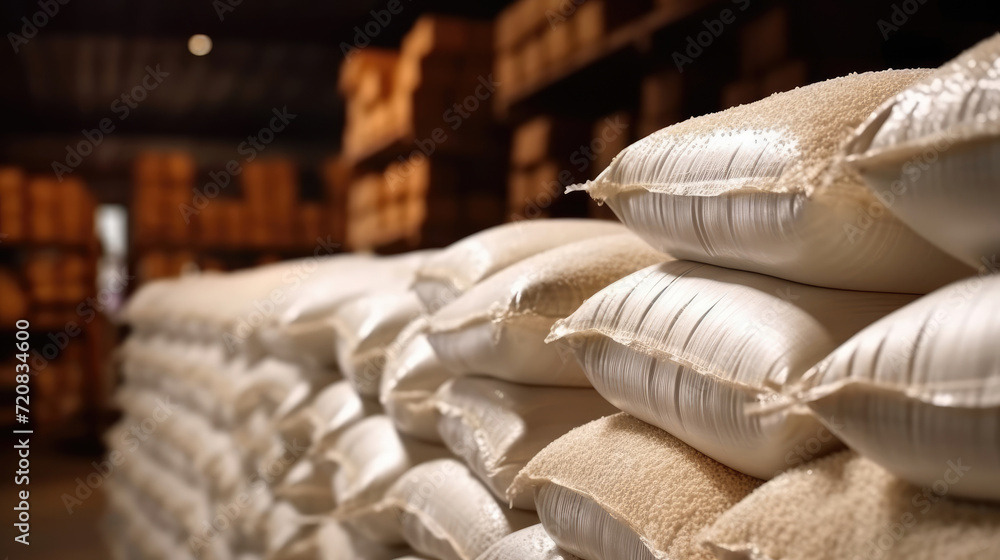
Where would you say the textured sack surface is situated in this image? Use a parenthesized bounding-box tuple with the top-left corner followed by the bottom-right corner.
(846, 34, 1000, 268)
(380, 318, 453, 443)
(578, 70, 973, 293)
(475, 524, 581, 560)
(434, 376, 618, 510)
(549, 261, 915, 478)
(700, 451, 1000, 560)
(331, 291, 425, 396)
(793, 273, 1000, 501)
(385, 459, 539, 560)
(428, 234, 668, 386)
(413, 219, 628, 313)
(509, 413, 761, 560)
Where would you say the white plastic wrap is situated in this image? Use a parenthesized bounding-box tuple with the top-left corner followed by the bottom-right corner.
(383, 459, 539, 560)
(548, 260, 917, 478)
(510, 414, 760, 560)
(428, 234, 667, 387)
(413, 219, 628, 313)
(330, 291, 425, 396)
(846, 34, 1000, 269)
(434, 376, 618, 510)
(577, 70, 973, 293)
(475, 524, 581, 560)
(380, 318, 453, 443)
(700, 451, 1000, 560)
(792, 273, 1000, 502)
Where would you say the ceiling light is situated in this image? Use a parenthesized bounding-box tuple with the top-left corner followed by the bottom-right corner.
(188, 34, 212, 56)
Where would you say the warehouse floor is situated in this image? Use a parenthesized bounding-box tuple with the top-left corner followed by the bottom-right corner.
(1, 444, 108, 559)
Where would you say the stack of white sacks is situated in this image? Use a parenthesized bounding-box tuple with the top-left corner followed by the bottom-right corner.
(106, 34, 1000, 560)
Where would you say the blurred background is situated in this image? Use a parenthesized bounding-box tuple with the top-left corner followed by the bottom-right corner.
(0, 0, 998, 556)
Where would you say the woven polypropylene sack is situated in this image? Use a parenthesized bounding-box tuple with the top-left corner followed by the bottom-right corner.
(509, 414, 761, 560)
(700, 451, 1000, 560)
(427, 234, 668, 387)
(413, 219, 628, 313)
(323, 415, 449, 543)
(845, 34, 1000, 270)
(475, 524, 581, 560)
(254, 251, 432, 367)
(384, 459, 539, 560)
(791, 273, 1000, 502)
(576, 70, 973, 293)
(380, 318, 454, 443)
(330, 291, 425, 396)
(548, 260, 916, 478)
(434, 376, 618, 510)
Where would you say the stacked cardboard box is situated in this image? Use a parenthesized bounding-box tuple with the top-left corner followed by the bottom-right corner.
(340, 16, 506, 251)
(133, 151, 196, 245)
(241, 158, 299, 247)
(341, 16, 495, 162)
(507, 115, 593, 220)
(0, 268, 27, 323)
(637, 71, 683, 138)
(721, 5, 805, 108)
(495, 0, 652, 93)
(0, 167, 27, 241)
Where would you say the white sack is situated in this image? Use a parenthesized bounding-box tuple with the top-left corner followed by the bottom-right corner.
(509, 414, 760, 560)
(548, 260, 916, 478)
(413, 219, 628, 313)
(576, 70, 973, 293)
(380, 318, 453, 443)
(846, 34, 1000, 269)
(791, 273, 1000, 502)
(383, 459, 538, 560)
(428, 234, 667, 387)
(331, 291, 425, 396)
(434, 376, 618, 509)
(475, 524, 581, 560)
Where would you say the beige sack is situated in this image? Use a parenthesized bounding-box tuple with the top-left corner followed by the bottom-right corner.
(509, 413, 761, 560)
(576, 70, 972, 293)
(700, 451, 1000, 560)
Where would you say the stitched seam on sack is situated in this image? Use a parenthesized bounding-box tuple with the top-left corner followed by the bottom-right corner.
(798, 378, 1000, 410)
(555, 329, 783, 397)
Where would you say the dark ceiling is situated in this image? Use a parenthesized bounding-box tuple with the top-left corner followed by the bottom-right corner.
(0, 0, 997, 202)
